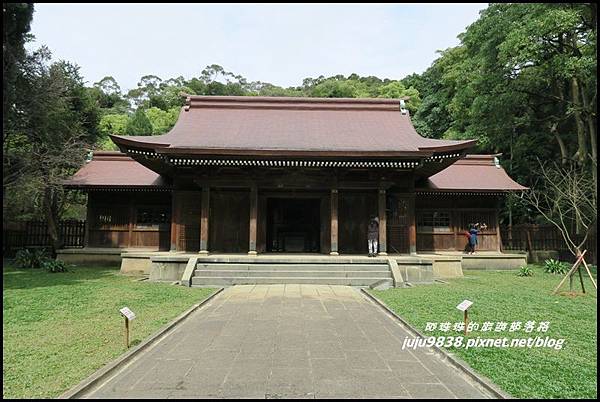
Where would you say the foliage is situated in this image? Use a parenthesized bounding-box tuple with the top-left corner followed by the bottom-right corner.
(517, 265, 534, 277)
(404, 3, 597, 224)
(544, 258, 569, 275)
(98, 113, 129, 137)
(14, 248, 49, 269)
(145, 107, 179, 134)
(372, 269, 597, 398)
(125, 108, 153, 135)
(40, 258, 67, 273)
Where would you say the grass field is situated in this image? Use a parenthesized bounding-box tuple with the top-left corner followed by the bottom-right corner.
(2, 264, 216, 399)
(371, 265, 597, 399)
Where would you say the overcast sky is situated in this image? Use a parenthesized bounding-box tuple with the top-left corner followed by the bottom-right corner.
(28, 3, 487, 91)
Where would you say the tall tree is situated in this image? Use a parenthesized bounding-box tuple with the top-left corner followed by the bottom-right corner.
(125, 108, 153, 135)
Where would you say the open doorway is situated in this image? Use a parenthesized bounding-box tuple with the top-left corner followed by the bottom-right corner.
(266, 198, 321, 252)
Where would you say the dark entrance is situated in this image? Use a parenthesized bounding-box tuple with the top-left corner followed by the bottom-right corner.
(266, 198, 321, 252)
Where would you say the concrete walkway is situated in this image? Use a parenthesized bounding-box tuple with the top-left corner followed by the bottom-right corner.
(83, 285, 494, 399)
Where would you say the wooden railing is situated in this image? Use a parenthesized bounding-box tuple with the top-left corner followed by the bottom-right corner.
(500, 224, 597, 264)
(3, 220, 86, 256)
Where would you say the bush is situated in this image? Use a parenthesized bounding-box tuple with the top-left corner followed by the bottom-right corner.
(544, 259, 569, 274)
(40, 259, 67, 273)
(517, 265, 534, 277)
(14, 249, 48, 269)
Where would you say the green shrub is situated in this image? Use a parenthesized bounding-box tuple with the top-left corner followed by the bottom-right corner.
(40, 259, 67, 273)
(544, 258, 569, 274)
(517, 265, 534, 277)
(14, 249, 48, 269)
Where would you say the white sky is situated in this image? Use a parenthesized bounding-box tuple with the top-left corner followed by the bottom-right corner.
(27, 3, 487, 91)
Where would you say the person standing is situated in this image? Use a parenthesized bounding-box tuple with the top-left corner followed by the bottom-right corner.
(469, 223, 480, 254)
(367, 217, 379, 257)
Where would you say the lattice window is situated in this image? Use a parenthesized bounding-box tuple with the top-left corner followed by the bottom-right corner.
(459, 210, 496, 232)
(92, 206, 129, 230)
(417, 211, 451, 233)
(135, 206, 170, 229)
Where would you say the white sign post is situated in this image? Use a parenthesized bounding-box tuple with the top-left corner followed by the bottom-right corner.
(456, 300, 473, 336)
(119, 307, 136, 348)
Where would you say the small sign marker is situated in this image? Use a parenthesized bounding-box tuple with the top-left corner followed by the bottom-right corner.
(119, 307, 136, 348)
(456, 300, 473, 336)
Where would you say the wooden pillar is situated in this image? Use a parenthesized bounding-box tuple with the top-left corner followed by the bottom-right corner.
(378, 188, 387, 255)
(248, 185, 258, 255)
(330, 189, 339, 255)
(84, 193, 93, 247)
(170, 191, 178, 251)
(496, 197, 503, 252)
(408, 194, 417, 254)
(127, 196, 135, 248)
(199, 187, 210, 254)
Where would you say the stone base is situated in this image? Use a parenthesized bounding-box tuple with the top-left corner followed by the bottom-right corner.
(56, 248, 122, 266)
(461, 253, 527, 270)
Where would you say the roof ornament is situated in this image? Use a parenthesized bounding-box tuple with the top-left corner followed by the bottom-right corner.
(400, 99, 408, 115)
(494, 156, 501, 168)
(182, 92, 191, 111)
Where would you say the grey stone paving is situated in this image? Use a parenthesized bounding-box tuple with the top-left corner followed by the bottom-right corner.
(83, 285, 494, 399)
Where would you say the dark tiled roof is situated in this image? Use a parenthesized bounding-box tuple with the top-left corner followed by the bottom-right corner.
(110, 96, 476, 156)
(418, 155, 528, 192)
(63, 152, 168, 188)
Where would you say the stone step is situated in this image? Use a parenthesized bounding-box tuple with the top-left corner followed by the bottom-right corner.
(195, 263, 389, 271)
(191, 276, 394, 287)
(194, 269, 392, 278)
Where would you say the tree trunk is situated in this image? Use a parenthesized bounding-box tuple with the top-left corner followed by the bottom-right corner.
(580, 82, 597, 183)
(570, 77, 588, 167)
(44, 187, 62, 258)
(549, 122, 568, 164)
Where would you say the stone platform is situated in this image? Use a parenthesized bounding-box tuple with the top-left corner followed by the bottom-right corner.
(57, 248, 527, 286)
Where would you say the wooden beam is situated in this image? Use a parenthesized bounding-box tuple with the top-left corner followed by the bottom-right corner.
(199, 187, 210, 254)
(378, 188, 387, 255)
(330, 189, 339, 255)
(248, 185, 258, 255)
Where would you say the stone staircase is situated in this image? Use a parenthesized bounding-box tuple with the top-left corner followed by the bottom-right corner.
(190, 258, 393, 287)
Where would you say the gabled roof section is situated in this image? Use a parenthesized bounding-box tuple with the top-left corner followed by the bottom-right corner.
(417, 155, 528, 192)
(63, 151, 169, 189)
(110, 96, 476, 157)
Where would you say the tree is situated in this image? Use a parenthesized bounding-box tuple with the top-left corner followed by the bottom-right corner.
(125, 108, 153, 135)
(4, 55, 100, 252)
(521, 159, 597, 257)
(145, 107, 179, 134)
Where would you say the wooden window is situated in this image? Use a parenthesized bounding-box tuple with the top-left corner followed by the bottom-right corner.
(92, 206, 129, 230)
(135, 206, 170, 229)
(417, 211, 451, 233)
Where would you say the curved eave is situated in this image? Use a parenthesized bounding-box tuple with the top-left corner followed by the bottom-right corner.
(415, 188, 528, 195)
(63, 184, 171, 191)
(417, 139, 478, 153)
(109, 134, 170, 149)
(154, 147, 432, 158)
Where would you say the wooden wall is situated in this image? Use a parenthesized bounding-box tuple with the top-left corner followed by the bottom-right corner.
(209, 190, 250, 253)
(415, 194, 501, 252)
(88, 191, 171, 250)
(173, 191, 202, 252)
(338, 191, 378, 254)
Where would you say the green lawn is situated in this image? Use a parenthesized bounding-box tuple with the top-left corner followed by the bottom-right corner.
(371, 265, 597, 399)
(3, 264, 216, 399)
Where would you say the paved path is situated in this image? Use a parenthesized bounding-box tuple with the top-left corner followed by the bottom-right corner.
(84, 285, 493, 399)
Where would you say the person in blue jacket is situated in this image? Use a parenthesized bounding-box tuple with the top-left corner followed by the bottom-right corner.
(468, 222, 487, 254)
